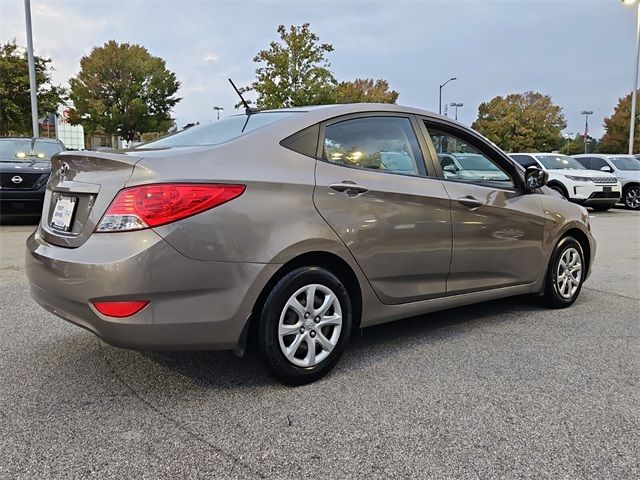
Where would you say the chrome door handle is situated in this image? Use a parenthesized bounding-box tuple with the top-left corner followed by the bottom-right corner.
(330, 182, 369, 197)
(458, 196, 483, 209)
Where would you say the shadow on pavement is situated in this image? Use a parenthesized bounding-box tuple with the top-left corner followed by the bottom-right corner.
(138, 295, 545, 389)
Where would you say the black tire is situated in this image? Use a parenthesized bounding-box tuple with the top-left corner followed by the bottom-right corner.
(540, 236, 585, 308)
(623, 185, 640, 210)
(258, 267, 352, 385)
(590, 205, 611, 212)
(548, 184, 567, 199)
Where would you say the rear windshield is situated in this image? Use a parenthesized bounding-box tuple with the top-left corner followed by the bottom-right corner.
(139, 112, 297, 149)
(535, 154, 585, 170)
(0, 138, 63, 161)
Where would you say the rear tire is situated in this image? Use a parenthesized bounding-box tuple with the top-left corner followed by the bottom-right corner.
(258, 267, 352, 385)
(540, 236, 585, 308)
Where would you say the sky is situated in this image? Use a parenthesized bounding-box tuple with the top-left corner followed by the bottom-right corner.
(1, 0, 635, 138)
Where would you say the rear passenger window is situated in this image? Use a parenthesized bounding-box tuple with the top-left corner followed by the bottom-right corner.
(323, 117, 425, 176)
(589, 158, 608, 170)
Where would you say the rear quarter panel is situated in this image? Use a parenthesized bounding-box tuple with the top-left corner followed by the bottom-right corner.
(128, 135, 350, 264)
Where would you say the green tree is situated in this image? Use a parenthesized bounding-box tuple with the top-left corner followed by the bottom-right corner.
(600, 93, 639, 153)
(247, 24, 336, 109)
(561, 134, 600, 155)
(0, 40, 66, 136)
(331, 78, 398, 104)
(68, 40, 181, 142)
(472, 92, 567, 152)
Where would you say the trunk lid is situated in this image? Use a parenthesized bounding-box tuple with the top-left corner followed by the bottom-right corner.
(40, 151, 142, 248)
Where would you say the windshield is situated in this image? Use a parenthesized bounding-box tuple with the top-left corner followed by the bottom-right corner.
(0, 139, 63, 162)
(611, 156, 640, 171)
(454, 154, 500, 171)
(535, 154, 585, 170)
(139, 112, 297, 149)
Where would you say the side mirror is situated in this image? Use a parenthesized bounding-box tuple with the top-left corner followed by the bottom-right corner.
(600, 165, 613, 173)
(443, 164, 459, 173)
(525, 166, 548, 191)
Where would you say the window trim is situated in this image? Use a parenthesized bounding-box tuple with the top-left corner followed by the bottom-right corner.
(419, 118, 525, 192)
(316, 112, 435, 178)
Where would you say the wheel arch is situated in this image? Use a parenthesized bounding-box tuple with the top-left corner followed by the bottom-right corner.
(559, 228, 591, 278)
(546, 180, 569, 198)
(237, 250, 363, 356)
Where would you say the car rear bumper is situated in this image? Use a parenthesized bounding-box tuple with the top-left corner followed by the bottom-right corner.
(25, 229, 279, 350)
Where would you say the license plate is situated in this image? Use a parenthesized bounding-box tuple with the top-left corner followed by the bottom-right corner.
(51, 195, 77, 231)
(603, 187, 612, 192)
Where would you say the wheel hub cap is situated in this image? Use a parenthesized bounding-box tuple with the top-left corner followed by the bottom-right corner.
(556, 247, 582, 299)
(278, 284, 343, 368)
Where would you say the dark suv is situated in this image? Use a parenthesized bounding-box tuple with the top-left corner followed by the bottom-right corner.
(0, 137, 66, 217)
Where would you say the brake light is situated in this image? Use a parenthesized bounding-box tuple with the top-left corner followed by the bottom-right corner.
(93, 300, 149, 318)
(96, 183, 245, 232)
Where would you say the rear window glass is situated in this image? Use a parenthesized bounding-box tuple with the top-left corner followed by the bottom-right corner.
(139, 112, 297, 149)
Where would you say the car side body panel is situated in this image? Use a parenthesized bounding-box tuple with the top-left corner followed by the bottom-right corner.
(24, 104, 597, 352)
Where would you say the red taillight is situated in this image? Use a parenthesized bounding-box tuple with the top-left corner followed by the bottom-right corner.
(96, 183, 245, 232)
(93, 300, 149, 318)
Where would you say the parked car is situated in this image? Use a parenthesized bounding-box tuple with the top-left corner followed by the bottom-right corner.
(0, 137, 66, 217)
(437, 152, 512, 182)
(572, 154, 640, 210)
(509, 153, 621, 211)
(26, 104, 595, 385)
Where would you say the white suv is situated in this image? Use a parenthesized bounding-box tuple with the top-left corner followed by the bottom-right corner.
(510, 153, 621, 211)
(572, 154, 640, 210)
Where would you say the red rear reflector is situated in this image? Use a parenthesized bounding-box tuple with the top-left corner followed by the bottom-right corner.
(93, 300, 150, 318)
(96, 183, 246, 232)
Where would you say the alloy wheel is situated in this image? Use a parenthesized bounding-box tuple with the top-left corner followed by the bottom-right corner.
(625, 187, 640, 210)
(556, 247, 582, 299)
(278, 284, 342, 368)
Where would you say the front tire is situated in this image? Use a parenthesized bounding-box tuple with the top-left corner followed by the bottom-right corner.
(258, 267, 352, 385)
(548, 184, 568, 199)
(541, 236, 585, 308)
(623, 186, 640, 210)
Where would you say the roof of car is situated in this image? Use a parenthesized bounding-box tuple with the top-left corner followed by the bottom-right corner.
(260, 103, 442, 118)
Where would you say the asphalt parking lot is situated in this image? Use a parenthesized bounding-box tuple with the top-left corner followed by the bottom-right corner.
(1, 210, 638, 479)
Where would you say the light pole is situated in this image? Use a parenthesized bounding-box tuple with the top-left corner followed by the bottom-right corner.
(623, 0, 640, 154)
(24, 0, 39, 137)
(213, 106, 224, 120)
(563, 132, 575, 155)
(449, 102, 463, 121)
(581, 110, 593, 154)
(439, 77, 457, 115)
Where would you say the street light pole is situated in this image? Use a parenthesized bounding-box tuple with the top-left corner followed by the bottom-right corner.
(581, 110, 593, 154)
(24, 0, 39, 137)
(624, 0, 640, 154)
(439, 77, 457, 115)
(563, 132, 574, 155)
(449, 102, 463, 121)
(213, 106, 224, 120)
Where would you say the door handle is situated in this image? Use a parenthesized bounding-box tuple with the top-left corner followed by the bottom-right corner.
(330, 182, 369, 197)
(458, 196, 483, 209)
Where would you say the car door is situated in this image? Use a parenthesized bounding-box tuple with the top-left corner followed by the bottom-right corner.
(421, 120, 547, 295)
(313, 114, 452, 305)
